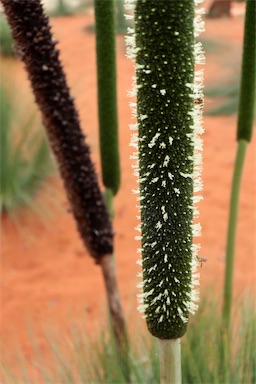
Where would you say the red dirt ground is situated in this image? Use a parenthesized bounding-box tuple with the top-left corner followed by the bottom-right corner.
(1, 2, 255, 375)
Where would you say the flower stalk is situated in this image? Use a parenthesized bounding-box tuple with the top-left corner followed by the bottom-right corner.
(94, 2, 129, 378)
(158, 338, 181, 384)
(223, 0, 255, 333)
(126, 0, 204, 382)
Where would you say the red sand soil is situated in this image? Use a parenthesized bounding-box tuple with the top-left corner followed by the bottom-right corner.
(1, 2, 255, 374)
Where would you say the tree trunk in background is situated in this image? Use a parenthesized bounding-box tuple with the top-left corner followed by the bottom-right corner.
(207, 0, 232, 18)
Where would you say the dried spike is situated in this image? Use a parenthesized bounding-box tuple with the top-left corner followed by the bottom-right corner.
(1, 0, 113, 261)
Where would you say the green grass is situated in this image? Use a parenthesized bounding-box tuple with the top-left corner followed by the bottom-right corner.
(49, 0, 73, 17)
(49, 0, 86, 17)
(205, 79, 256, 116)
(0, 15, 15, 57)
(0, 83, 55, 217)
(199, 37, 232, 54)
(183, 298, 256, 384)
(1, 296, 255, 383)
(115, 0, 131, 35)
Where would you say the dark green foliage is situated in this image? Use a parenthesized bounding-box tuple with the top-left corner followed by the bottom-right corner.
(135, 0, 195, 339)
(1, 0, 113, 260)
(95, 0, 120, 195)
(237, 0, 256, 142)
(0, 15, 14, 56)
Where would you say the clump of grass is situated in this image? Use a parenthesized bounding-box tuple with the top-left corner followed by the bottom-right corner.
(1, 297, 255, 383)
(205, 79, 256, 116)
(0, 15, 14, 57)
(49, 0, 73, 17)
(49, 0, 85, 17)
(115, 0, 130, 35)
(199, 37, 232, 54)
(183, 297, 256, 384)
(205, 81, 240, 115)
(0, 84, 54, 215)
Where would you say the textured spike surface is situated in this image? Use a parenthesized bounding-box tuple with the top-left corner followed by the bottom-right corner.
(128, 0, 204, 339)
(1, 0, 113, 261)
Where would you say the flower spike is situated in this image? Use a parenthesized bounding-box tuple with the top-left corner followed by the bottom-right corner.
(126, 0, 204, 340)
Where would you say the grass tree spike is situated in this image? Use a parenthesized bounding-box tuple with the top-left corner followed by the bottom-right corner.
(95, 0, 120, 196)
(0, 0, 113, 261)
(127, 0, 204, 340)
(223, 0, 256, 333)
(236, 0, 256, 143)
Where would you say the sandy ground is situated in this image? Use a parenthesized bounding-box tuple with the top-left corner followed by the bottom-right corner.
(1, 1, 255, 376)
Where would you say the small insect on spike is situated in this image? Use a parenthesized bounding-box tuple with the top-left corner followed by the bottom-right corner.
(131, 0, 204, 341)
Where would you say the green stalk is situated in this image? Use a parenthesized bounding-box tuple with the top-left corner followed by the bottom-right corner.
(104, 187, 114, 219)
(223, 0, 255, 332)
(158, 339, 181, 384)
(94, 2, 129, 379)
(223, 140, 248, 330)
(95, 0, 120, 196)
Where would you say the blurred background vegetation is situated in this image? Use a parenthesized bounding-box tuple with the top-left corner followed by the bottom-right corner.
(1, 298, 255, 383)
(0, 14, 15, 57)
(0, 82, 55, 219)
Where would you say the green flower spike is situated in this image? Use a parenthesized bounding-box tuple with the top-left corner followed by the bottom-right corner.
(126, 0, 204, 340)
(95, 0, 120, 198)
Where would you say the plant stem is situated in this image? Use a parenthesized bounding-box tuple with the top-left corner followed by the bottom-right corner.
(223, 139, 248, 331)
(100, 254, 127, 346)
(158, 338, 181, 384)
(104, 187, 117, 266)
(223, 0, 255, 333)
(104, 187, 114, 219)
(103, 188, 129, 368)
(100, 253, 130, 381)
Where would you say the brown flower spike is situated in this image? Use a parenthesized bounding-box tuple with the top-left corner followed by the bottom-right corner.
(1, 0, 113, 261)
